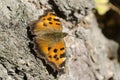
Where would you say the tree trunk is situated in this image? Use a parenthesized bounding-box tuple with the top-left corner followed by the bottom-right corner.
(0, 0, 119, 80)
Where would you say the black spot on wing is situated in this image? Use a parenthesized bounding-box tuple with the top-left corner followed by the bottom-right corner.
(54, 49, 57, 53)
(56, 23, 60, 25)
(54, 54, 59, 60)
(43, 18, 45, 20)
(60, 47, 64, 51)
(49, 22, 53, 24)
(53, 18, 60, 22)
(48, 55, 52, 58)
(47, 17, 52, 21)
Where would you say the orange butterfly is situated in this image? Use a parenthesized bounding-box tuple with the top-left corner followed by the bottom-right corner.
(31, 11, 67, 71)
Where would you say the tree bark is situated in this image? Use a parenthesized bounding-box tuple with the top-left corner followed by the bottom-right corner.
(0, 0, 119, 80)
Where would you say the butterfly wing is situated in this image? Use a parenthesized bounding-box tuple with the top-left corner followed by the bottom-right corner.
(32, 12, 62, 36)
(34, 35, 66, 70)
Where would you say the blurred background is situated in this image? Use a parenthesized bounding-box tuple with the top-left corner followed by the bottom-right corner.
(94, 0, 120, 61)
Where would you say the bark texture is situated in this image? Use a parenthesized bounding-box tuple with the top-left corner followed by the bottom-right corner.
(0, 0, 119, 80)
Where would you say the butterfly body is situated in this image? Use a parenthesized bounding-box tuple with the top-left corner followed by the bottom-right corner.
(31, 11, 67, 71)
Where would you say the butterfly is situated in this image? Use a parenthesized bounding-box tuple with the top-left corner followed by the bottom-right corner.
(31, 11, 67, 71)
